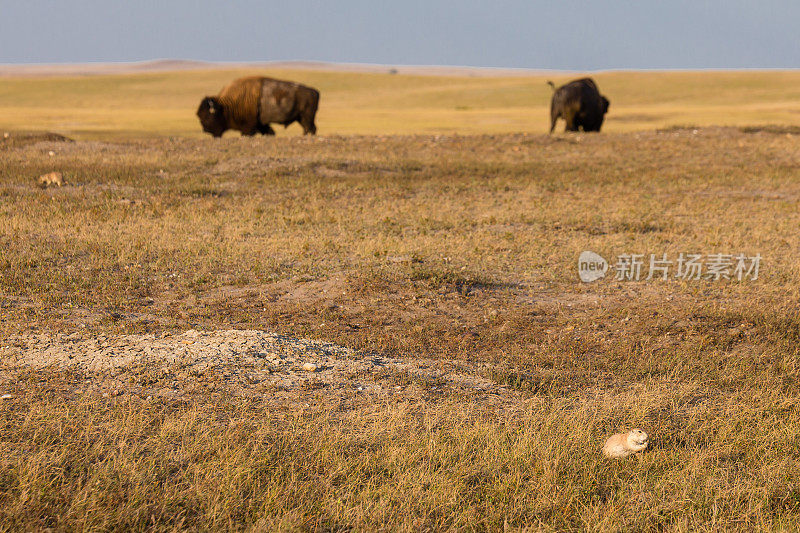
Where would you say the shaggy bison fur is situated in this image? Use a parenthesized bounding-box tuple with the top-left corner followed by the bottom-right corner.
(547, 78, 609, 133)
(197, 76, 319, 137)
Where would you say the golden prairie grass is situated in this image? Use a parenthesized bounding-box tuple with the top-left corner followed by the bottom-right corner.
(2, 68, 800, 137)
(1, 69, 800, 530)
(3, 373, 799, 532)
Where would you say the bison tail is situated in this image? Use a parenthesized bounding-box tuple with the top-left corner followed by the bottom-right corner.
(546, 80, 556, 91)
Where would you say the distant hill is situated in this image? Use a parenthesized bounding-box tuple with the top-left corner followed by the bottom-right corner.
(0, 59, 569, 78)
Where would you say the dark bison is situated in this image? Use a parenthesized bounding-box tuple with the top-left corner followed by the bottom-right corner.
(197, 76, 319, 137)
(547, 78, 609, 133)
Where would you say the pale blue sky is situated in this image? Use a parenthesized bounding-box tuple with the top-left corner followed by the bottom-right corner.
(1, 1, 798, 69)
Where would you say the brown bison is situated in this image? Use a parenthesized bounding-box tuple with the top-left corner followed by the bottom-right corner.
(197, 76, 319, 137)
(547, 78, 609, 133)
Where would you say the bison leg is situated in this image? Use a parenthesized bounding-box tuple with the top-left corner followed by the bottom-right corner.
(563, 109, 580, 132)
(300, 116, 317, 135)
(257, 123, 276, 136)
(578, 115, 598, 132)
(240, 123, 259, 136)
(583, 117, 602, 132)
(550, 108, 560, 134)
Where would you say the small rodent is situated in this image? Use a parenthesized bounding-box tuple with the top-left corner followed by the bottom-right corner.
(602, 429, 649, 458)
(38, 171, 65, 188)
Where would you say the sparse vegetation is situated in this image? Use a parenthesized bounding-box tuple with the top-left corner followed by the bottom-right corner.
(1, 69, 800, 530)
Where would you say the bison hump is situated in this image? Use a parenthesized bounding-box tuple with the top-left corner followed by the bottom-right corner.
(259, 80, 297, 123)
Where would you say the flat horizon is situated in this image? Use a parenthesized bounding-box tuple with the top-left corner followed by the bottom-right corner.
(1, 58, 799, 76)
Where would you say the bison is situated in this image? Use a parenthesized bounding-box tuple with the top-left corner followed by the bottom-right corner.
(197, 76, 319, 137)
(547, 78, 609, 133)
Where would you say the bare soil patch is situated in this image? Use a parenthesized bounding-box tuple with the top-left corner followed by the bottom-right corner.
(0, 131, 73, 148)
(1, 329, 501, 404)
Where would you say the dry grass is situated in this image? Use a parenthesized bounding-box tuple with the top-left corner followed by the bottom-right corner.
(3, 373, 799, 532)
(1, 69, 800, 530)
(2, 68, 800, 137)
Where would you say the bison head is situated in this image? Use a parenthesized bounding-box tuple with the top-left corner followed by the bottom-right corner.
(196, 97, 227, 138)
(601, 96, 610, 115)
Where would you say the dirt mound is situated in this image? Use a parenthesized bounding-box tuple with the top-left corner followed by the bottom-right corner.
(0, 329, 499, 401)
(1, 131, 74, 149)
(739, 125, 800, 135)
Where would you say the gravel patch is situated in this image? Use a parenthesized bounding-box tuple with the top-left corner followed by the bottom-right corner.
(0, 329, 499, 400)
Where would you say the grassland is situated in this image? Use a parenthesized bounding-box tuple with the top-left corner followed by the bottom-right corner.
(1, 68, 800, 531)
(1, 68, 800, 137)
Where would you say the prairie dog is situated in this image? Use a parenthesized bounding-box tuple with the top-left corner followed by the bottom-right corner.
(38, 171, 64, 188)
(602, 429, 649, 458)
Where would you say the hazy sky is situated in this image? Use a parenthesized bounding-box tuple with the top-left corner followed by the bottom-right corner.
(1, 1, 798, 69)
